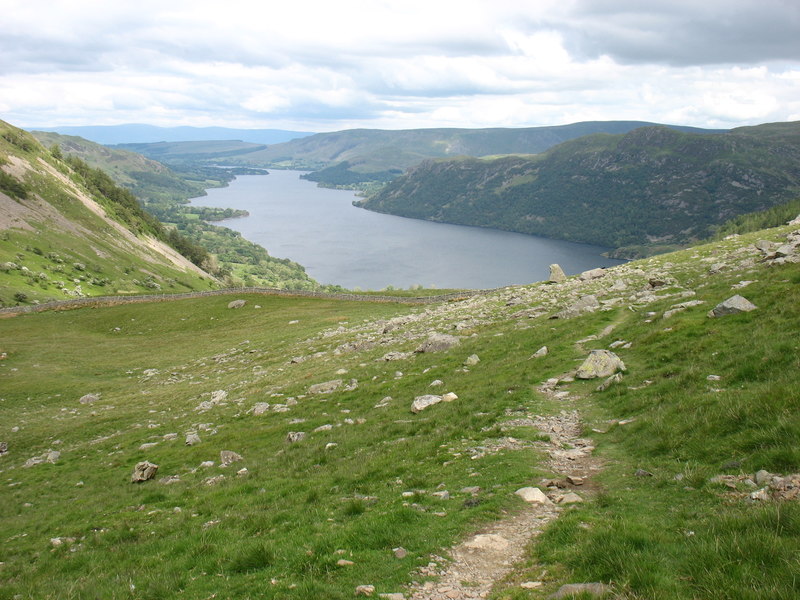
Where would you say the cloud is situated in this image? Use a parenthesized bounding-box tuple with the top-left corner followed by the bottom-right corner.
(1, 0, 798, 130)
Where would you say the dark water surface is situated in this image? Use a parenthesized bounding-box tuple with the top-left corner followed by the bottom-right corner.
(191, 171, 624, 289)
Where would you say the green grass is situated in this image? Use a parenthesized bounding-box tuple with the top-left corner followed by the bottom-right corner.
(1, 224, 799, 599)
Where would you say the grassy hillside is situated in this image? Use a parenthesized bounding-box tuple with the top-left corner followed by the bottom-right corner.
(0, 122, 219, 306)
(1, 219, 798, 599)
(360, 122, 800, 257)
(30, 130, 329, 291)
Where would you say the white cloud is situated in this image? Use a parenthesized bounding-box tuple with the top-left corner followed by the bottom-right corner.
(1, 0, 798, 130)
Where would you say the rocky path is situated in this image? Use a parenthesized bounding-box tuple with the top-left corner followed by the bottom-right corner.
(406, 377, 602, 600)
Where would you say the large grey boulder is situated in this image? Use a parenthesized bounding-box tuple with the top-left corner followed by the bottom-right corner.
(308, 379, 343, 394)
(131, 461, 159, 483)
(551, 295, 599, 320)
(548, 263, 567, 283)
(415, 333, 461, 353)
(227, 299, 246, 309)
(411, 395, 442, 413)
(576, 350, 626, 379)
(707, 295, 758, 318)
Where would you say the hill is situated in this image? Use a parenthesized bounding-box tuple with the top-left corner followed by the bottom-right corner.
(1, 218, 798, 598)
(28, 124, 313, 145)
(359, 122, 800, 257)
(0, 121, 218, 306)
(30, 130, 330, 292)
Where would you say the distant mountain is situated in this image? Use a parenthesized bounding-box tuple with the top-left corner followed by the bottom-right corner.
(226, 121, 725, 185)
(24, 124, 313, 145)
(358, 122, 800, 257)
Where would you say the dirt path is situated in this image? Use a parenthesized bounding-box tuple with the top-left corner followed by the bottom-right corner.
(406, 377, 603, 599)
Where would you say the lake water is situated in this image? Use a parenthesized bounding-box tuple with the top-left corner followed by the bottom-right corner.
(190, 171, 624, 289)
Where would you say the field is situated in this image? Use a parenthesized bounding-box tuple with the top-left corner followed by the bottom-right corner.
(1, 224, 799, 599)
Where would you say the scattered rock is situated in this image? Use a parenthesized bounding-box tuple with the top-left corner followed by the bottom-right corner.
(286, 431, 306, 443)
(0, 441, 7, 455)
(531, 346, 548, 358)
(576, 350, 626, 380)
(131, 461, 159, 483)
(23, 450, 61, 468)
(220, 450, 243, 466)
(566, 475, 584, 486)
(549, 263, 567, 283)
(138, 442, 158, 451)
(548, 582, 613, 599)
(79, 393, 99, 404)
(355, 584, 375, 596)
(185, 433, 201, 446)
(204, 475, 225, 486)
(415, 333, 461, 353)
(521, 581, 544, 589)
(441, 392, 458, 402)
(595, 373, 622, 392)
(634, 469, 653, 477)
(552, 295, 599, 319)
(227, 299, 246, 309)
(411, 395, 442, 413)
(308, 379, 343, 394)
(464, 354, 480, 366)
(251, 402, 270, 416)
(755, 469, 772, 485)
(381, 351, 413, 361)
(558, 492, 583, 504)
(515, 487, 552, 505)
(337, 559, 354, 566)
(393, 547, 407, 559)
(579, 267, 606, 281)
(707, 295, 758, 318)
(750, 488, 770, 501)
(429, 379, 444, 387)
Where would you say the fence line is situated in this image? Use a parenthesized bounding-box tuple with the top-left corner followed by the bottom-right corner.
(0, 285, 505, 316)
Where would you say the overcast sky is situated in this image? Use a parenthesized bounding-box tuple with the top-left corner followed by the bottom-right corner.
(2, 0, 799, 132)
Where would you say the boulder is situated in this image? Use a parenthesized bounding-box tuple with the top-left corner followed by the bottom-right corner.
(515, 487, 552, 504)
(415, 333, 461, 353)
(220, 450, 243, 466)
(185, 432, 201, 446)
(464, 354, 480, 366)
(0, 441, 7, 455)
(308, 379, 343, 394)
(441, 392, 458, 402)
(579, 267, 606, 281)
(548, 263, 567, 283)
(79, 393, 99, 404)
(131, 461, 159, 483)
(576, 350, 626, 380)
(551, 295, 599, 319)
(707, 295, 758, 318)
(532, 346, 548, 358)
(411, 395, 442, 413)
(286, 431, 306, 443)
(227, 299, 246, 309)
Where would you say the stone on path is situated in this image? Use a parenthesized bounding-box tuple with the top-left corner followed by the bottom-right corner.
(227, 299, 246, 309)
(411, 395, 442, 413)
(707, 295, 758, 318)
(131, 461, 159, 483)
(515, 487, 553, 504)
(558, 492, 583, 504)
(415, 333, 461, 353)
(576, 350, 626, 380)
(220, 450, 243, 466)
(464, 533, 510, 551)
(549, 263, 567, 283)
(308, 379, 343, 394)
(548, 582, 613, 599)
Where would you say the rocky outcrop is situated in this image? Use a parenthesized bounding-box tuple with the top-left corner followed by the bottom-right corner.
(131, 461, 159, 483)
(576, 350, 626, 379)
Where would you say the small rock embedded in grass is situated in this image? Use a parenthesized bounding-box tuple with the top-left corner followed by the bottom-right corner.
(185, 433, 201, 446)
(355, 584, 375, 596)
(220, 450, 243, 466)
(337, 559, 354, 566)
(227, 299, 246, 309)
(131, 461, 158, 483)
(414, 333, 460, 353)
(79, 393, 99, 404)
(707, 295, 758, 317)
(548, 582, 613, 599)
(286, 431, 306, 443)
(634, 469, 653, 477)
(308, 379, 342, 394)
(392, 547, 407, 559)
(411, 395, 442, 413)
(531, 346, 548, 358)
(464, 354, 480, 366)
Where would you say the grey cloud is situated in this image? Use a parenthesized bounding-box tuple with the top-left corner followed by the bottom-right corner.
(555, 0, 800, 66)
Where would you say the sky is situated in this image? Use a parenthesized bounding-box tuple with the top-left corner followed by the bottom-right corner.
(1, 0, 799, 132)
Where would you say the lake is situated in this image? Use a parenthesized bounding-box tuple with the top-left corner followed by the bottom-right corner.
(190, 171, 624, 289)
